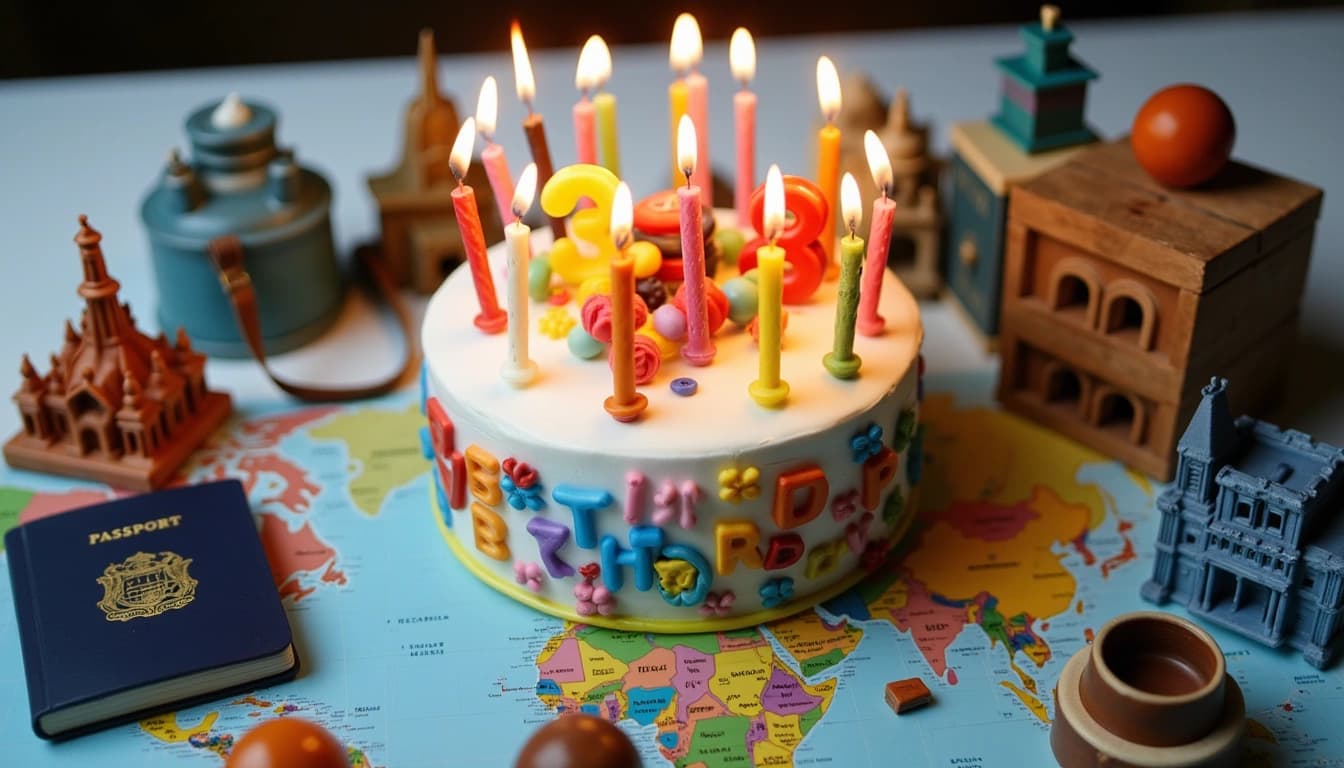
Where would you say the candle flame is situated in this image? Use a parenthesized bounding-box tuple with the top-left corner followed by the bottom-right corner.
(863, 130, 893, 196)
(475, 76, 498, 140)
(729, 28, 755, 85)
(512, 163, 538, 219)
(450, 117, 476, 181)
(816, 56, 841, 122)
(510, 21, 536, 107)
(841, 172, 862, 235)
(677, 114, 697, 180)
(576, 35, 611, 91)
(764, 164, 785, 244)
(669, 13, 703, 73)
(611, 181, 634, 250)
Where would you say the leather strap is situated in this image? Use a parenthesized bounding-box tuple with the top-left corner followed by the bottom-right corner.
(206, 235, 419, 402)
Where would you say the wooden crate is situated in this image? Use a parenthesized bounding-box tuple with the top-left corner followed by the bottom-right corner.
(997, 138, 1323, 480)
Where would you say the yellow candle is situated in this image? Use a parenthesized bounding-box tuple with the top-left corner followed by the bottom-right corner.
(749, 165, 791, 408)
(668, 14, 700, 189)
(596, 92, 620, 177)
(816, 56, 843, 280)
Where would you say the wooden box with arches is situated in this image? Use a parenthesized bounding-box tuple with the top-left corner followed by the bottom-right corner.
(995, 138, 1322, 480)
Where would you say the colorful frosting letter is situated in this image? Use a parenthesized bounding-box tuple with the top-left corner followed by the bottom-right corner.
(772, 464, 829, 530)
(715, 520, 763, 575)
(552, 485, 615, 549)
(471, 503, 510, 561)
(526, 517, 576, 578)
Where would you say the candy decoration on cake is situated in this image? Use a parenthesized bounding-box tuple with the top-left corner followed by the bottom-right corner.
(731, 27, 757, 230)
(823, 172, 865, 379)
(448, 118, 507, 334)
(858, 130, 897, 336)
(510, 22, 566, 240)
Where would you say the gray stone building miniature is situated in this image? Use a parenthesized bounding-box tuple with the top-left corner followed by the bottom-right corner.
(1142, 377, 1344, 668)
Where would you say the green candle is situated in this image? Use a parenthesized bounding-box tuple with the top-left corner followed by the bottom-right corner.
(595, 92, 621, 177)
(824, 173, 865, 379)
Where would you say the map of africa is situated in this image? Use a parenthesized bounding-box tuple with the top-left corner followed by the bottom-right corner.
(1, 373, 1341, 767)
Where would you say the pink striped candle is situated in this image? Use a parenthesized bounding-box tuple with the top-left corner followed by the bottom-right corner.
(857, 130, 896, 337)
(475, 76, 514, 226)
(677, 115, 715, 366)
(670, 15, 710, 207)
(687, 71, 711, 207)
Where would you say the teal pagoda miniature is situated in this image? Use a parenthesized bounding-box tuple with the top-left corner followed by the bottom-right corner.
(990, 4, 1097, 153)
(944, 5, 1099, 346)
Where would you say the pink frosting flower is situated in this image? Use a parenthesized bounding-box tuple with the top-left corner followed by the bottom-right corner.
(831, 489, 860, 521)
(698, 590, 736, 618)
(574, 581, 617, 616)
(583, 293, 649, 344)
(513, 561, 544, 593)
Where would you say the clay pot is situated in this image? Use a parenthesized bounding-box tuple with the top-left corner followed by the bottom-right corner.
(1051, 611, 1244, 767)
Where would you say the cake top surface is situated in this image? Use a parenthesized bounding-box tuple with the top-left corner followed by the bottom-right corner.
(422, 223, 923, 460)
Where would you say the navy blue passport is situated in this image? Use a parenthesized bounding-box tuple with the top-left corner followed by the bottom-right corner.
(5, 479, 298, 739)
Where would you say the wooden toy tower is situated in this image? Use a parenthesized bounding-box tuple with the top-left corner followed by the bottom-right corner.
(945, 5, 1097, 346)
(367, 30, 502, 294)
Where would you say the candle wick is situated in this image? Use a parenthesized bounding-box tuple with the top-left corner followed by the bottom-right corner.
(683, 169, 693, 189)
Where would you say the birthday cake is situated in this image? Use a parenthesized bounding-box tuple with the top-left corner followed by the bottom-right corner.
(421, 189, 924, 631)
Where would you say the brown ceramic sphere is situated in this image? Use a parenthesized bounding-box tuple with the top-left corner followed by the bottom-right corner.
(515, 713, 642, 768)
(1131, 84, 1236, 188)
(225, 717, 349, 768)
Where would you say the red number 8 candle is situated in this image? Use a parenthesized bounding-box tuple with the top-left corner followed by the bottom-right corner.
(448, 117, 507, 334)
(737, 175, 827, 304)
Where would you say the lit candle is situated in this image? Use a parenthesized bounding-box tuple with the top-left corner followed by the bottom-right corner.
(749, 165, 790, 408)
(512, 21, 566, 240)
(573, 38, 600, 165)
(857, 130, 897, 337)
(824, 173, 864, 379)
(669, 14, 711, 205)
(730, 28, 757, 232)
(582, 36, 621, 176)
(449, 118, 507, 334)
(815, 55, 842, 279)
(605, 181, 649, 423)
(475, 76, 515, 227)
(677, 115, 716, 366)
(502, 163, 540, 386)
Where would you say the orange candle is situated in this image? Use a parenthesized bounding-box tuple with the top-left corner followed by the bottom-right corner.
(604, 182, 648, 423)
(816, 55, 842, 280)
(669, 13, 709, 204)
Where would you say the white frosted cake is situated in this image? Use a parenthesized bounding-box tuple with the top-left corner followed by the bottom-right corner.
(420, 214, 924, 632)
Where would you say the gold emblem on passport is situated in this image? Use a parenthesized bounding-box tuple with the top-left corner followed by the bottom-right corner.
(97, 551, 197, 622)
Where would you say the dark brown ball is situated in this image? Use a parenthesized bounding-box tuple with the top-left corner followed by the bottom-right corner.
(514, 713, 641, 768)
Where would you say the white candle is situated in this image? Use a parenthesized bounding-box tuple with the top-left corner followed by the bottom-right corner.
(502, 163, 540, 387)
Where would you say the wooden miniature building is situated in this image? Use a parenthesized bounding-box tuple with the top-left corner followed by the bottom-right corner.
(838, 80, 942, 298)
(367, 30, 502, 294)
(945, 5, 1098, 345)
(4, 217, 232, 490)
(997, 139, 1323, 480)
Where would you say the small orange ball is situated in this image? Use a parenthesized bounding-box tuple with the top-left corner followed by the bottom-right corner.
(1131, 84, 1236, 188)
(225, 717, 349, 768)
